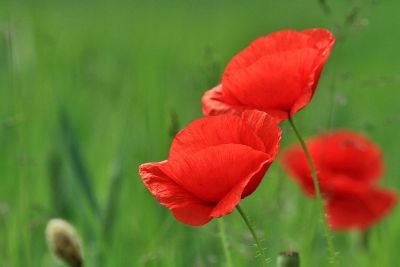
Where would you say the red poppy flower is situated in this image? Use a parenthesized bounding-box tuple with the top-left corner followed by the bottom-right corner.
(202, 29, 335, 121)
(139, 110, 281, 226)
(326, 185, 397, 230)
(281, 130, 397, 230)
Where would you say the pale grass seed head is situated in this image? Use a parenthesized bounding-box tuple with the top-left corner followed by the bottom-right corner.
(46, 218, 84, 267)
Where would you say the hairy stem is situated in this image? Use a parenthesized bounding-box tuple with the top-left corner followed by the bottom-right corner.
(236, 205, 269, 267)
(288, 117, 338, 267)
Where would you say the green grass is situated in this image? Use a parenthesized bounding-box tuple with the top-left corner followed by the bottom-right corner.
(1, 0, 399, 266)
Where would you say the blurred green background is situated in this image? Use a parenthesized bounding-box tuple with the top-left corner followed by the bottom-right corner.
(1, 0, 399, 266)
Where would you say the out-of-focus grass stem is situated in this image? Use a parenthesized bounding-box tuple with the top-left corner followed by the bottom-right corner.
(60, 109, 101, 219)
(102, 162, 123, 241)
(360, 230, 370, 250)
(217, 219, 233, 267)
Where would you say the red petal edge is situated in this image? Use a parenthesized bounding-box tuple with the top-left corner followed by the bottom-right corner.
(211, 157, 273, 217)
(202, 29, 335, 121)
(165, 144, 271, 204)
(139, 161, 213, 226)
(326, 188, 397, 231)
(169, 111, 266, 162)
(202, 84, 246, 116)
(281, 144, 316, 196)
(202, 84, 290, 122)
(241, 110, 281, 157)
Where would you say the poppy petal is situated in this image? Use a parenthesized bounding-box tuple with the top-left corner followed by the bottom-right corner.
(202, 85, 289, 120)
(311, 131, 384, 185)
(171, 204, 213, 226)
(241, 159, 273, 198)
(223, 29, 333, 72)
(210, 174, 257, 218)
(222, 48, 322, 118)
(202, 29, 334, 120)
(281, 130, 385, 196)
(211, 156, 273, 218)
(241, 110, 281, 156)
(139, 161, 213, 226)
(326, 188, 397, 230)
(281, 144, 316, 196)
(202, 84, 246, 116)
(164, 144, 271, 203)
(214, 29, 335, 120)
(303, 28, 336, 54)
(169, 114, 266, 161)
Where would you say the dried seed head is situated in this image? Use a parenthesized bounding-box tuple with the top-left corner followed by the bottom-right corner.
(46, 218, 83, 267)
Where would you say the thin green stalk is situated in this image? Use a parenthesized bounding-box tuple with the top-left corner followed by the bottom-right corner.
(217, 219, 233, 267)
(360, 230, 370, 250)
(236, 205, 269, 267)
(288, 117, 338, 267)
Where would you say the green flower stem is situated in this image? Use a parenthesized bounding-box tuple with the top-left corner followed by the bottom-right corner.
(360, 230, 370, 250)
(217, 219, 233, 267)
(288, 117, 338, 267)
(236, 205, 269, 267)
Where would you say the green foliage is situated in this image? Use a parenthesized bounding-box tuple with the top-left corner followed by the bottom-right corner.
(1, 0, 399, 266)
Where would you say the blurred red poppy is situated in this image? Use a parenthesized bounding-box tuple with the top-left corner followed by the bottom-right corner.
(202, 29, 335, 122)
(281, 130, 397, 230)
(139, 110, 281, 226)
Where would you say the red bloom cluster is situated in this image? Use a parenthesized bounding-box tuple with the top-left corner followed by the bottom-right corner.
(139, 28, 397, 231)
(202, 29, 335, 121)
(281, 131, 397, 230)
(140, 110, 281, 226)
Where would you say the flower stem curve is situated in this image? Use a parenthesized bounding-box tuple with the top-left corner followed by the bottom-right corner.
(236, 204, 269, 267)
(288, 116, 338, 267)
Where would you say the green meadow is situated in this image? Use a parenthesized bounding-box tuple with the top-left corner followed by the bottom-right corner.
(1, 0, 399, 266)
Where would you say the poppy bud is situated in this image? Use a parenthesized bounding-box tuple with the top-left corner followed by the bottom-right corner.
(277, 251, 300, 267)
(46, 218, 84, 267)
